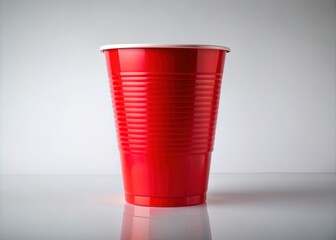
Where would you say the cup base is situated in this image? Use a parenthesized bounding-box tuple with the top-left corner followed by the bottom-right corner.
(125, 193, 206, 207)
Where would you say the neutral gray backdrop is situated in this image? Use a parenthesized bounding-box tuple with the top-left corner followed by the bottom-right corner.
(0, 0, 335, 174)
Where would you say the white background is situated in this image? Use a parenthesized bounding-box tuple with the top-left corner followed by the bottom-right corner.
(0, 0, 335, 174)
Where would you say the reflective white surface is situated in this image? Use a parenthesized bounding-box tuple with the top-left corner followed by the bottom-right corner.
(0, 174, 335, 239)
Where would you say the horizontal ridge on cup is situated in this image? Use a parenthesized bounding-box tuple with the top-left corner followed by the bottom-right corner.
(111, 74, 220, 153)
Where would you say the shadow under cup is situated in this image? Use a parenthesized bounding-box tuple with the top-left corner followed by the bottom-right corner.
(101, 44, 230, 207)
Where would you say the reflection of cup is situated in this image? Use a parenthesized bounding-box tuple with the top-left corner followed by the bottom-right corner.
(101, 44, 230, 207)
(121, 203, 212, 240)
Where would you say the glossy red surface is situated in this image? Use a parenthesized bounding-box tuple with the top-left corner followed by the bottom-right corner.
(103, 47, 229, 207)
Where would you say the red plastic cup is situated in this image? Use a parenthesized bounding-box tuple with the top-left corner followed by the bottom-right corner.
(101, 44, 230, 207)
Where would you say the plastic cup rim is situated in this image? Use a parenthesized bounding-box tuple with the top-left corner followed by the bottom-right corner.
(100, 44, 231, 52)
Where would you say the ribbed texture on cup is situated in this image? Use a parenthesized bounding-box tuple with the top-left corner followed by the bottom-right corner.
(109, 72, 222, 154)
